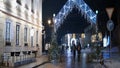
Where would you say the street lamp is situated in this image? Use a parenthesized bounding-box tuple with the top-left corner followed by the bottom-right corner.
(96, 10, 98, 33)
(53, 13, 56, 17)
(47, 13, 56, 44)
(47, 17, 56, 44)
(48, 19, 51, 25)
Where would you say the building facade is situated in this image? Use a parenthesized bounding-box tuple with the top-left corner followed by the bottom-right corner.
(0, 0, 42, 67)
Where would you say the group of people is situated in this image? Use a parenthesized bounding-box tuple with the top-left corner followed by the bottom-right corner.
(45, 42, 82, 60)
(71, 42, 82, 60)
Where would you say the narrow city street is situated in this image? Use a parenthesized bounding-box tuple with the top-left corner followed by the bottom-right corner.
(39, 48, 94, 68)
(35, 48, 120, 68)
(17, 48, 93, 68)
(0, 0, 120, 68)
(16, 47, 120, 68)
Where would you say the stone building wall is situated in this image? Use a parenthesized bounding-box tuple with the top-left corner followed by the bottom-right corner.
(0, 0, 42, 67)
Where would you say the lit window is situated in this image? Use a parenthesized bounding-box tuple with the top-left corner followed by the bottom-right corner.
(31, 28, 34, 46)
(16, 24, 20, 45)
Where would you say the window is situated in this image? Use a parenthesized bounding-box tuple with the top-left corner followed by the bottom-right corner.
(31, 0, 34, 13)
(36, 31, 38, 44)
(31, 36, 33, 46)
(25, 4, 28, 9)
(5, 21, 11, 45)
(16, 0, 21, 5)
(31, 28, 34, 46)
(24, 27, 27, 42)
(16, 24, 20, 45)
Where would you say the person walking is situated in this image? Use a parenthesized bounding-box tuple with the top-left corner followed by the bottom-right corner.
(77, 42, 81, 61)
(45, 43, 49, 54)
(73, 43, 76, 59)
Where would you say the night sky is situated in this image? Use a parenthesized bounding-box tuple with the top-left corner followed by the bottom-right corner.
(42, 0, 67, 43)
(42, 0, 67, 22)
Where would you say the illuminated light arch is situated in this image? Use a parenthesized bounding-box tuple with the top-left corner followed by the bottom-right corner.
(53, 0, 97, 32)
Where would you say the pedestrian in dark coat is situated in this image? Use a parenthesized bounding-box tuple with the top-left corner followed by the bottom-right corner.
(73, 43, 76, 58)
(77, 42, 81, 61)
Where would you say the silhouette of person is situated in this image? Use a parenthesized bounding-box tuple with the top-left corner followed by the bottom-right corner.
(73, 43, 76, 59)
(77, 42, 81, 61)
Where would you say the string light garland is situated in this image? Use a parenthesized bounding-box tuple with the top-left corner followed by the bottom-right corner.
(54, 0, 96, 32)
